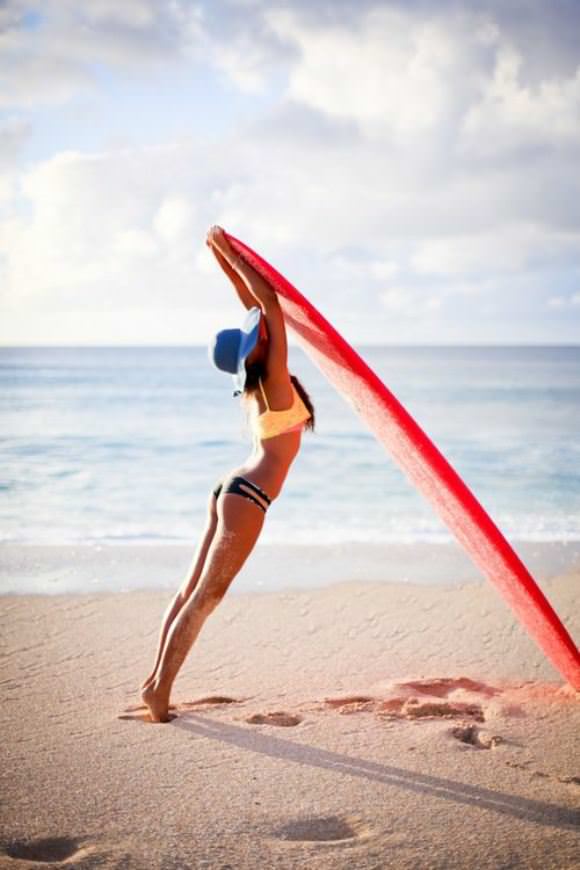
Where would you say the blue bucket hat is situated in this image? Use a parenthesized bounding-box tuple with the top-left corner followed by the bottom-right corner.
(209, 306, 262, 396)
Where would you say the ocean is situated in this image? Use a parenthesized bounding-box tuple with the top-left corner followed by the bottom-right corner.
(1, 345, 579, 593)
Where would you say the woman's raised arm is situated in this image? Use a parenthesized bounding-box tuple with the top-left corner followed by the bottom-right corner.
(207, 226, 289, 379)
(207, 226, 278, 314)
(211, 246, 256, 311)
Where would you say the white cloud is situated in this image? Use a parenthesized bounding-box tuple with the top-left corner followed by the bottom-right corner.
(1, 1, 579, 345)
(113, 227, 158, 258)
(82, 0, 158, 28)
(380, 287, 442, 317)
(265, 7, 470, 141)
(412, 224, 580, 276)
(1, 145, 215, 307)
(412, 225, 534, 276)
(460, 45, 580, 156)
(259, 2, 580, 170)
(0, 305, 237, 346)
(209, 29, 279, 93)
(0, 0, 203, 108)
(153, 196, 196, 244)
(324, 253, 399, 284)
(2, 124, 578, 343)
(0, 117, 32, 168)
(369, 259, 399, 281)
(549, 292, 580, 308)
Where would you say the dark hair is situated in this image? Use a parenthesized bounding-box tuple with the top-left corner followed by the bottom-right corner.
(243, 362, 315, 432)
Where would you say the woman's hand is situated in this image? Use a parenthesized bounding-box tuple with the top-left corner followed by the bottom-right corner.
(207, 224, 240, 272)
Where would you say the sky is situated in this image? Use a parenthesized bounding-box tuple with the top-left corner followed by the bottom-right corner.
(0, 0, 579, 346)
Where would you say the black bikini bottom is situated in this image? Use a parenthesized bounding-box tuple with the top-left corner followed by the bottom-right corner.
(213, 475, 272, 513)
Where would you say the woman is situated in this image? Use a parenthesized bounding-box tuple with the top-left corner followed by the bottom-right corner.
(141, 226, 315, 722)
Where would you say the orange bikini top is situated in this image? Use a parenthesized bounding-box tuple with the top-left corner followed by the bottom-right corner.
(252, 378, 311, 440)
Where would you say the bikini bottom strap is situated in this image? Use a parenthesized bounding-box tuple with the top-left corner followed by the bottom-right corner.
(222, 476, 272, 512)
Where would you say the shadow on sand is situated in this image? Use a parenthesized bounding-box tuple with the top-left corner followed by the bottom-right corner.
(172, 713, 579, 832)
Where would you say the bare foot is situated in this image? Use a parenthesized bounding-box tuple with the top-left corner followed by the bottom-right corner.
(140, 682, 174, 723)
(140, 672, 155, 690)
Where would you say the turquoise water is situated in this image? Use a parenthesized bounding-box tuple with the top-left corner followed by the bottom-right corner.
(1, 345, 579, 547)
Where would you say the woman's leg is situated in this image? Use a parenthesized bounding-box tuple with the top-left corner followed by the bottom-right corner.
(141, 487, 220, 689)
(141, 488, 267, 722)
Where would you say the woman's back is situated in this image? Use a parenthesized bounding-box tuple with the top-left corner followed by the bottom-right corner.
(252, 377, 311, 441)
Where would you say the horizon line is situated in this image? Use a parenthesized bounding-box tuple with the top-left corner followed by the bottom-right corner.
(1, 342, 579, 350)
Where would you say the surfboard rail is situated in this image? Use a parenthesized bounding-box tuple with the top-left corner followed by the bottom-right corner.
(226, 232, 580, 691)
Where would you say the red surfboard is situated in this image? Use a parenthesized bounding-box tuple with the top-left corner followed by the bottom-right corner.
(227, 232, 580, 690)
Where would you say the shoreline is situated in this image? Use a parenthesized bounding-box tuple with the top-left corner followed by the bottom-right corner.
(2, 539, 580, 597)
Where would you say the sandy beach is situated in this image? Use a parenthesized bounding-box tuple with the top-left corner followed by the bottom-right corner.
(1, 553, 579, 869)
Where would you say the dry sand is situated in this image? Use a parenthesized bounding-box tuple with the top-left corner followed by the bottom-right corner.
(1, 565, 579, 869)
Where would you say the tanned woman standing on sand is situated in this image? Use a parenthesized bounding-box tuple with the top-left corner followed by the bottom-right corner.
(140, 226, 315, 722)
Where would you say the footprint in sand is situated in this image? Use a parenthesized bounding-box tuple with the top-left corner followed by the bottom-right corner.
(398, 699, 485, 722)
(319, 694, 485, 722)
(275, 814, 371, 843)
(117, 708, 178, 723)
(323, 695, 376, 714)
(122, 702, 178, 714)
(559, 775, 580, 786)
(246, 711, 303, 727)
(395, 677, 499, 699)
(118, 695, 242, 722)
(1, 836, 97, 864)
(177, 695, 243, 711)
(450, 724, 503, 750)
